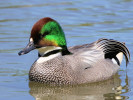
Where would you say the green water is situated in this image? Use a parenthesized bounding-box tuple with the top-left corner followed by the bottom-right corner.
(0, 0, 133, 100)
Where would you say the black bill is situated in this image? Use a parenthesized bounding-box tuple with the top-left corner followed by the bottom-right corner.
(18, 41, 35, 56)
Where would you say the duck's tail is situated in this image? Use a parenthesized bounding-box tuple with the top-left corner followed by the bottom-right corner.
(96, 38, 130, 66)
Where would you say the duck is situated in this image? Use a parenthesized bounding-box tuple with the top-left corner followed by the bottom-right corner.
(18, 17, 130, 85)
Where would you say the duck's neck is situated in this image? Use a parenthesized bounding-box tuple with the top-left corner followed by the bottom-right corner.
(38, 46, 62, 57)
(61, 46, 72, 56)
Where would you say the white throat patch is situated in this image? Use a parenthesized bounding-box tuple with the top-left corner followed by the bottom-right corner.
(37, 46, 62, 63)
(38, 46, 62, 57)
(37, 52, 61, 63)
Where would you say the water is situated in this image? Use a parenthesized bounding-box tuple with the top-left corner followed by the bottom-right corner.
(0, 0, 133, 100)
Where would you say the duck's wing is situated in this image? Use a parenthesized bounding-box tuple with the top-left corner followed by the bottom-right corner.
(69, 38, 130, 66)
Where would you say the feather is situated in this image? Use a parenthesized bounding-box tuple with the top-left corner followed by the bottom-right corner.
(96, 38, 130, 66)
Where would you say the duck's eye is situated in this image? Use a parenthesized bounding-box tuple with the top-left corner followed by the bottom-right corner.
(41, 32, 49, 38)
(44, 32, 49, 36)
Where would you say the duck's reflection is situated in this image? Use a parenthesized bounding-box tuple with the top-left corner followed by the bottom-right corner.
(104, 73, 129, 100)
(29, 73, 129, 100)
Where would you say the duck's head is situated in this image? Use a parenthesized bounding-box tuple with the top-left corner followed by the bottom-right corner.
(18, 17, 71, 56)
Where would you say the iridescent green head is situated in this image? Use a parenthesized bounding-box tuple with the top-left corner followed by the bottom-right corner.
(18, 17, 71, 56)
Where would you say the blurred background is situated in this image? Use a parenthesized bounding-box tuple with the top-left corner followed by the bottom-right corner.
(0, 0, 133, 100)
